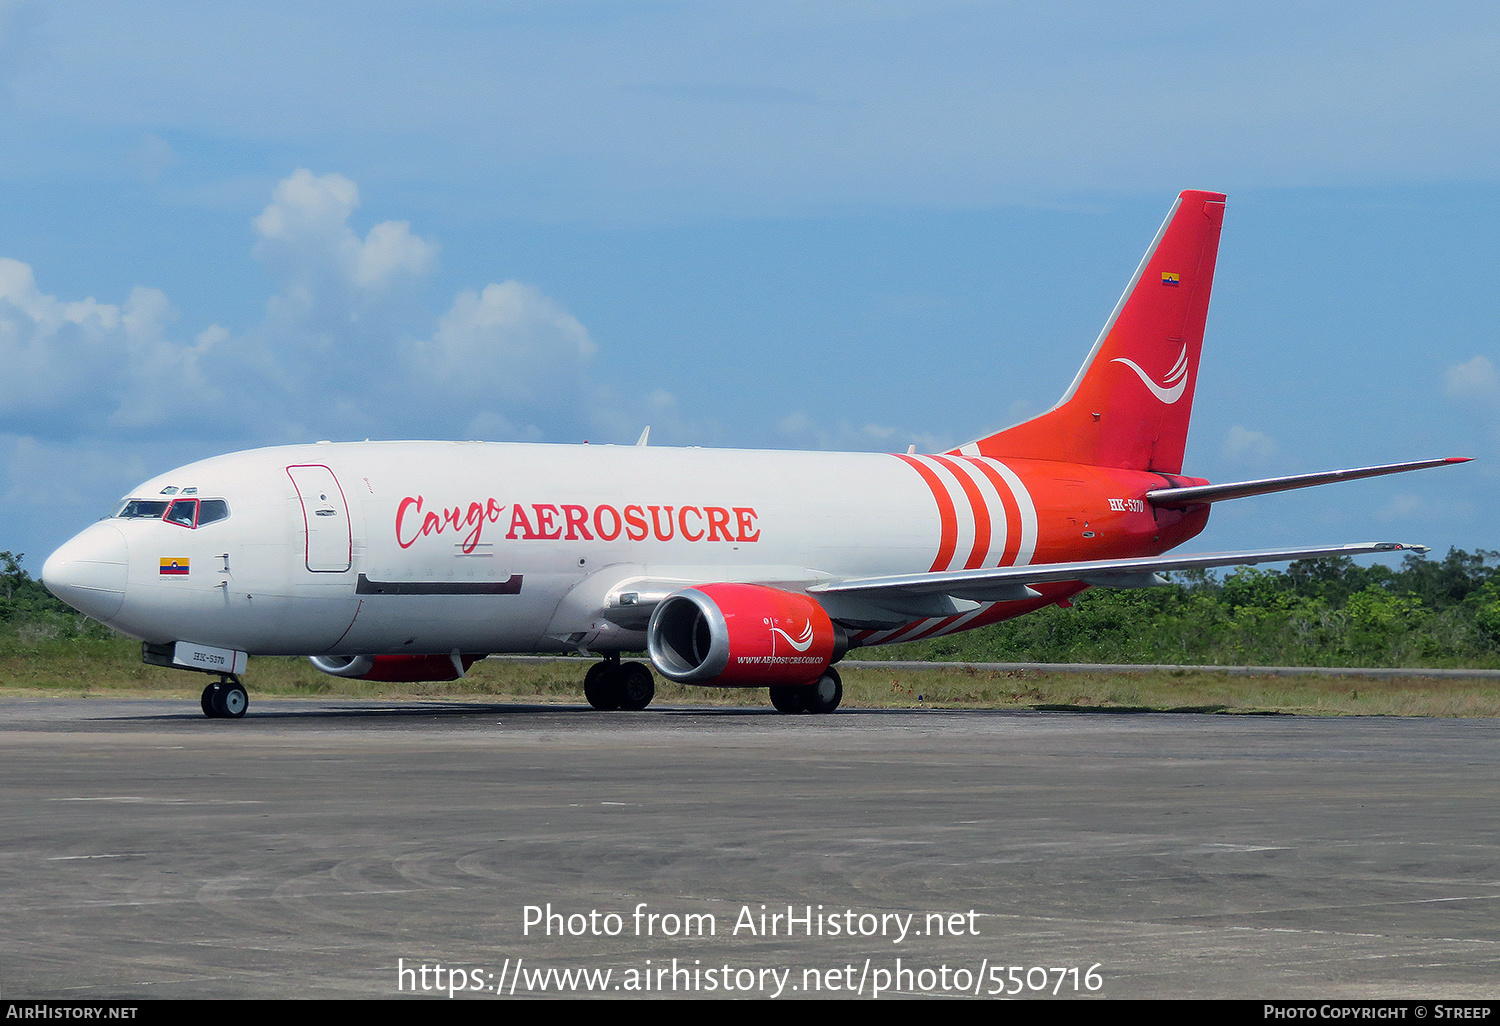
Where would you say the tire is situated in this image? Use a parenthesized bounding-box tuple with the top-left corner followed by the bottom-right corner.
(214, 681, 249, 719)
(768, 685, 807, 714)
(201, 683, 220, 718)
(803, 667, 842, 714)
(584, 662, 621, 711)
(616, 662, 655, 711)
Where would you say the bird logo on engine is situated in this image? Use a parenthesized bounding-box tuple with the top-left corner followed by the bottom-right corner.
(768, 618, 817, 656)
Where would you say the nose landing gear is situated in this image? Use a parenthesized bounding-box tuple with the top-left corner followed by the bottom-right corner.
(201, 675, 249, 719)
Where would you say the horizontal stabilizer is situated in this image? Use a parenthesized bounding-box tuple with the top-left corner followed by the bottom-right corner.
(810, 541, 1429, 603)
(1148, 457, 1470, 508)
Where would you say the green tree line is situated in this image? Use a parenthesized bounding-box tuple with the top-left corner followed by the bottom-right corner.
(880, 548, 1500, 668)
(6, 548, 1500, 667)
(0, 551, 114, 641)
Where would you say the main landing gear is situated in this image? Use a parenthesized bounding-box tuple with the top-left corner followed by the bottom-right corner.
(768, 666, 843, 715)
(584, 654, 656, 711)
(201, 675, 248, 719)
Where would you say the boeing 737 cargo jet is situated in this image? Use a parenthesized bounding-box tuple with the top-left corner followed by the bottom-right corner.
(42, 191, 1467, 718)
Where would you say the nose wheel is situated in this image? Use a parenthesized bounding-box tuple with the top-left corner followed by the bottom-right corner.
(201, 676, 249, 719)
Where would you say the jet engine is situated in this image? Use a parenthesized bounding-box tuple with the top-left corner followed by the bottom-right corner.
(646, 583, 845, 685)
(307, 652, 480, 682)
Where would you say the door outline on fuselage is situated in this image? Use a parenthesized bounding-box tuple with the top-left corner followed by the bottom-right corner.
(286, 464, 353, 573)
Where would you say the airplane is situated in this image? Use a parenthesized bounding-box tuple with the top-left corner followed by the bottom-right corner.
(40, 190, 1468, 719)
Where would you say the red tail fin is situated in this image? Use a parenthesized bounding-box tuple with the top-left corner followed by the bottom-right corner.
(958, 190, 1226, 473)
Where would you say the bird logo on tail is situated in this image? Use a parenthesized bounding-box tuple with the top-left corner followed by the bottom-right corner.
(1111, 343, 1189, 405)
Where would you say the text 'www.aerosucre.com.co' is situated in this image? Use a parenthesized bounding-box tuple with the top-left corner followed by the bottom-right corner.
(394, 903, 1104, 998)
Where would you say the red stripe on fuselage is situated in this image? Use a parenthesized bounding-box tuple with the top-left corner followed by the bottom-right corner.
(959, 456, 1023, 566)
(895, 454, 959, 572)
(929, 455, 991, 570)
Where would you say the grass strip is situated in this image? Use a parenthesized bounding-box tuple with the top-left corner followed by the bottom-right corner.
(3, 639, 1499, 716)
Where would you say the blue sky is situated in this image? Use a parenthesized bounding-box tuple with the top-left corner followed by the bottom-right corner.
(2, 1, 1496, 571)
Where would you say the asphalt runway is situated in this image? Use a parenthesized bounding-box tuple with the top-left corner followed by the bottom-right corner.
(1, 698, 1496, 1000)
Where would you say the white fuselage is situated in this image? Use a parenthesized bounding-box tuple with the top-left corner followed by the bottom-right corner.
(46, 440, 976, 656)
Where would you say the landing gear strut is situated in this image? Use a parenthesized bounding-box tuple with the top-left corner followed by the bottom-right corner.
(584, 655, 656, 711)
(769, 666, 842, 715)
(201, 675, 248, 719)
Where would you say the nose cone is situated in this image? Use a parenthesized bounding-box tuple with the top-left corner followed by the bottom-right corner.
(43, 523, 129, 622)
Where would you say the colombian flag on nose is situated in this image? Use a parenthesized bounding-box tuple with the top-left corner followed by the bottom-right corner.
(159, 557, 190, 576)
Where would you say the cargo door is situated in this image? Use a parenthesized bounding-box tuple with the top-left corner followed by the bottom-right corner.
(286, 464, 352, 572)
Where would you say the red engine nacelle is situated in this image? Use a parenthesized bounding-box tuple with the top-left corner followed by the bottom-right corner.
(307, 653, 481, 682)
(647, 583, 845, 686)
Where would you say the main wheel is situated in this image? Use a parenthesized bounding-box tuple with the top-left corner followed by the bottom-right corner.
(616, 662, 655, 711)
(584, 662, 621, 710)
(201, 683, 220, 718)
(212, 680, 249, 719)
(803, 667, 842, 714)
(768, 685, 807, 714)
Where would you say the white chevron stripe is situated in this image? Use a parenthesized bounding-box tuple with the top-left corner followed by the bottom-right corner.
(944, 455, 1007, 568)
(979, 457, 1037, 566)
(922, 455, 976, 573)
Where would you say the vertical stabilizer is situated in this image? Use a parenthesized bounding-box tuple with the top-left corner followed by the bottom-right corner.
(958, 190, 1226, 473)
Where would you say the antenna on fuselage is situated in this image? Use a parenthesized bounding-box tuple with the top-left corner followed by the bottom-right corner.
(637, 426, 651, 447)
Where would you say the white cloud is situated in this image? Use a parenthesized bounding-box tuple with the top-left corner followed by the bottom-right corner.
(0, 260, 113, 401)
(1222, 424, 1276, 463)
(251, 169, 437, 312)
(408, 281, 597, 407)
(252, 169, 359, 248)
(110, 286, 200, 428)
(0, 259, 218, 435)
(233, 170, 607, 442)
(353, 219, 438, 290)
(1445, 355, 1500, 400)
(0, 167, 660, 455)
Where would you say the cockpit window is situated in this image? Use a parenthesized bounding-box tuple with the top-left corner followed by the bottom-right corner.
(114, 497, 231, 528)
(164, 499, 198, 528)
(116, 499, 170, 519)
(198, 499, 230, 525)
